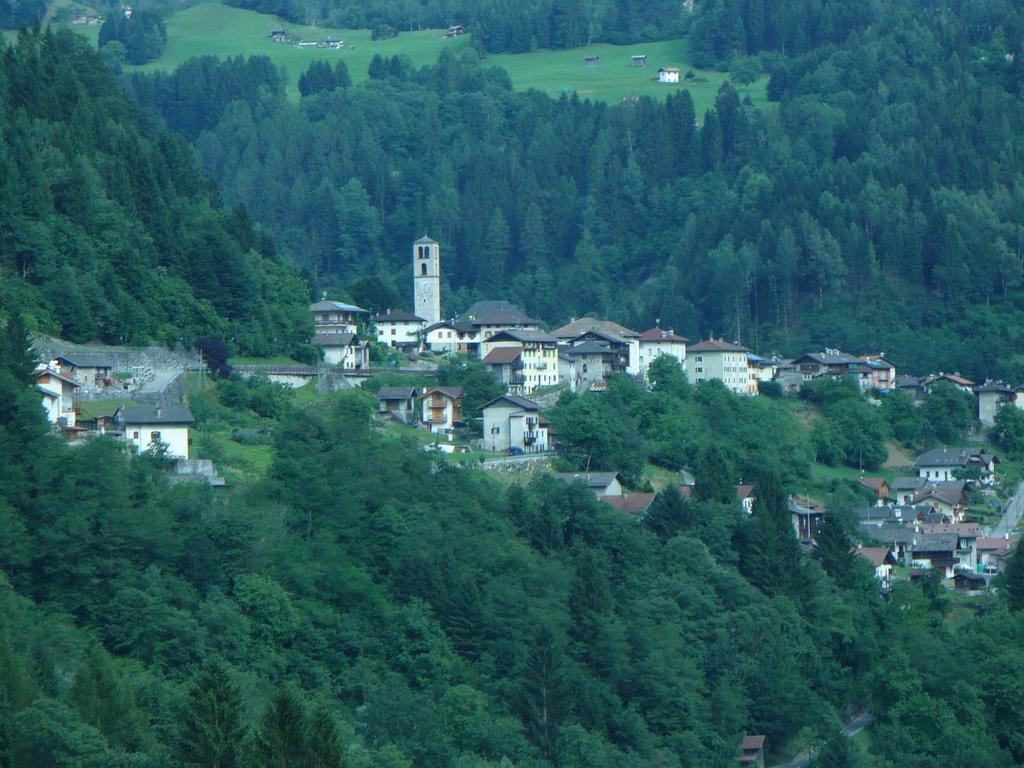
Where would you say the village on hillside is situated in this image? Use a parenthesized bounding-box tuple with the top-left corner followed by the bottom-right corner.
(31, 235, 1024, 607)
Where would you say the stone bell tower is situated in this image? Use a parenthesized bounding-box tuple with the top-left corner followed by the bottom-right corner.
(413, 235, 441, 325)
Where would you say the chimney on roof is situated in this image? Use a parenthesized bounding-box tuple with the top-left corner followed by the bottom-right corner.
(155, 406, 162, 418)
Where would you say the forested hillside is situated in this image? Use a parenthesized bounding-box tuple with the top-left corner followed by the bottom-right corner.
(4, 329, 1024, 767)
(129, 0, 1024, 379)
(0, 29, 310, 356)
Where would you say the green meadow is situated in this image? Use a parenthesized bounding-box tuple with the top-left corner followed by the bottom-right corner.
(9, 2, 765, 108)
(489, 38, 767, 111)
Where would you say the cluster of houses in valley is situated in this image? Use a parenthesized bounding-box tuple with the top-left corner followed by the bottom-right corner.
(35, 360, 197, 460)
(33, 351, 225, 483)
(301, 237, 1024, 452)
(551, 444, 1017, 594)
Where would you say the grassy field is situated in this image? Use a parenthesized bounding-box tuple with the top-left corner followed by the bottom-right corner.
(124, 3, 472, 100)
(490, 37, 767, 112)
(11, 2, 765, 109)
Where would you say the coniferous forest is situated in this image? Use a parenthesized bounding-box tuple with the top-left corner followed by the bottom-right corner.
(4, 0, 1024, 766)
(129, 0, 1024, 380)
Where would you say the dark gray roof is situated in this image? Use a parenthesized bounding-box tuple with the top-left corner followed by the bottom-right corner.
(374, 310, 425, 323)
(915, 447, 990, 468)
(309, 300, 367, 313)
(459, 300, 523, 321)
(568, 341, 619, 356)
(55, 352, 113, 369)
(915, 532, 959, 552)
(554, 472, 621, 489)
(482, 394, 539, 411)
(487, 329, 558, 343)
(892, 476, 928, 492)
(896, 375, 922, 388)
(860, 524, 915, 544)
(792, 351, 859, 366)
(116, 405, 194, 425)
(312, 332, 358, 347)
(474, 309, 542, 326)
(378, 387, 418, 400)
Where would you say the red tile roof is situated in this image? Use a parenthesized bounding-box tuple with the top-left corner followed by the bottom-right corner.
(689, 338, 749, 353)
(482, 347, 522, 364)
(603, 493, 656, 515)
(857, 547, 892, 567)
(638, 327, 689, 342)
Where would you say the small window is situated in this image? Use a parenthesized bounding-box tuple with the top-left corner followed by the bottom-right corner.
(150, 431, 161, 443)
(133, 431, 139, 439)
(421, 263, 428, 276)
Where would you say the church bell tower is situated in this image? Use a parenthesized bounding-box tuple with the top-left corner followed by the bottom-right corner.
(413, 235, 441, 325)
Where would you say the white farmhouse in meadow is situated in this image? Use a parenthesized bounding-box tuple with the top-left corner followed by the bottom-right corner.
(482, 394, 548, 453)
(658, 67, 680, 83)
(373, 309, 425, 349)
(36, 368, 80, 427)
(115, 405, 194, 459)
(637, 327, 688, 378)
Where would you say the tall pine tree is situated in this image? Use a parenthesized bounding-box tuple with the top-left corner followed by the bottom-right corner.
(176, 664, 245, 768)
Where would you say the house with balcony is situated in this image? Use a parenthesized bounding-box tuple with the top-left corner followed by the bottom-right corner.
(790, 497, 826, 542)
(53, 352, 114, 388)
(36, 367, 80, 428)
(458, 301, 542, 348)
(312, 332, 369, 369)
(373, 309, 424, 349)
(856, 547, 896, 590)
(377, 387, 419, 424)
(310, 299, 367, 335)
(482, 346, 526, 394)
(858, 355, 897, 391)
(552, 317, 640, 375)
(482, 394, 548, 453)
(790, 350, 861, 382)
(481, 329, 559, 394)
(419, 386, 463, 435)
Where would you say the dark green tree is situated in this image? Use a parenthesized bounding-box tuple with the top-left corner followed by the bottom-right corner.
(177, 664, 246, 768)
(516, 626, 571, 760)
(1, 313, 36, 385)
(253, 684, 308, 767)
(1002, 541, 1024, 611)
(307, 704, 345, 768)
(694, 443, 735, 504)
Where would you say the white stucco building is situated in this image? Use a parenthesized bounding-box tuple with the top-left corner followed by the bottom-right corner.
(637, 327, 688, 379)
(688, 338, 754, 394)
(658, 67, 680, 83)
(373, 309, 425, 349)
(36, 368, 80, 427)
(482, 394, 548, 453)
(115, 405, 194, 459)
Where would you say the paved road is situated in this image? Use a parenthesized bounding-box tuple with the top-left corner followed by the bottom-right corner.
(774, 712, 875, 768)
(988, 479, 1024, 538)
